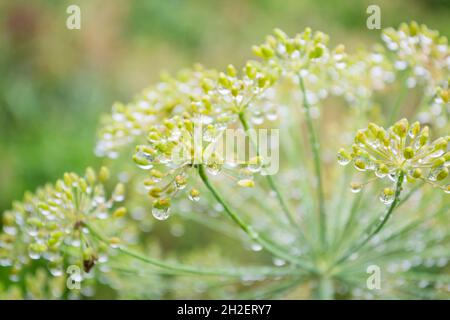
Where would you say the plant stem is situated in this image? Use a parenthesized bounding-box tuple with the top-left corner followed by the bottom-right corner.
(388, 70, 409, 124)
(298, 75, 326, 247)
(333, 171, 405, 267)
(84, 222, 294, 278)
(317, 277, 334, 300)
(237, 112, 299, 228)
(198, 164, 314, 272)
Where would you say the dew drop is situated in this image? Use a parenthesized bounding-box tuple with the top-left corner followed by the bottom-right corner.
(250, 242, 263, 252)
(350, 183, 362, 193)
(152, 207, 171, 221)
(379, 191, 395, 205)
(337, 154, 351, 166)
(273, 258, 286, 267)
(49, 266, 63, 277)
(188, 193, 200, 202)
(206, 163, 222, 176)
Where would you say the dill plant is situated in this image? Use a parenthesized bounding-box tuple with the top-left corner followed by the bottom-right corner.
(1, 22, 449, 299)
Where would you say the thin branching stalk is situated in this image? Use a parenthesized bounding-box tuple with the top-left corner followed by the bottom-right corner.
(387, 70, 410, 124)
(84, 222, 297, 278)
(298, 75, 326, 247)
(333, 171, 405, 267)
(237, 112, 300, 229)
(198, 164, 315, 273)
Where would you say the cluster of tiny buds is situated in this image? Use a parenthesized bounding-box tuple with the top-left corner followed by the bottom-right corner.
(381, 21, 449, 88)
(132, 114, 266, 221)
(0, 167, 127, 281)
(252, 28, 332, 74)
(419, 78, 450, 128)
(338, 119, 450, 203)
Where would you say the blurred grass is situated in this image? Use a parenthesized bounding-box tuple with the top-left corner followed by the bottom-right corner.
(0, 0, 449, 213)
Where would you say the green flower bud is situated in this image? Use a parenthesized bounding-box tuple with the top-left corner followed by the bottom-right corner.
(112, 207, 127, 218)
(154, 198, 171, 210)
(226, 64, 237, 77)
(309, 45, 324, 59)
(403, 146, 414, 159)
(393, 118, 409, 138)
(261, 45, 274, 58)
(410, 121, 421, 138)
(354, 159, 366, 171)
(99, 166, 110, 183)
(219, 72, 231, 88)
(436, 167, 449, 181)
(237, 179, 255, 188)
(412, 168, 423, 179)
(86, 167, 97, 184)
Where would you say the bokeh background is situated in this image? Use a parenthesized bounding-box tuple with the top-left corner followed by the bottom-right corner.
(0, 0, 449, 213)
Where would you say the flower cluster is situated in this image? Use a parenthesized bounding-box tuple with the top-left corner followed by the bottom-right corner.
(96, 65, 219, 158)
(252, 28, 338, 75)
(418, 78, 450, 129)
(0, 167, 126, 280)
(133, 113, 264, 220)
(329, 48, 396, 107)
(338, 119, 450, 202)
(214, 62, 280, 124)
(381, 21, 450, 88)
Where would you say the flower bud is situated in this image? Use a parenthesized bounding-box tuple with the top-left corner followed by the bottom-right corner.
(412, 168, 423, 179)
(99, 166, 110, 183)
(237, 179, 255, 188)
(113, 207, 127, 218)
(226, 64, 237, 77)
(86, 167, 97, 185)
(403, 146, 414, 159)
(393, 118, 409, 138)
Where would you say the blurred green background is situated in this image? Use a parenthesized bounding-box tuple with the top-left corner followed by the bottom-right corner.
(1, 0, 449, 213)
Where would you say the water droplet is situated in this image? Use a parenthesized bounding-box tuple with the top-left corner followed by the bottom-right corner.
(152, 207, 171, 220)
(247, 157, 262, 173)
(188, 193, 200, 202)
(133, 151, 154, 170)
(444, 184, 450, 194)
(337, 154, 351, 166)
(28, 247, 41, 260)
(0, 258, 12, 267)
(428, 166, 444, 181)
(250, 242, 263, 252)
(206, 163, 221, 176)
(97, 210, 108, 219)
(379, 190, 395, 205)
(49, 265, 63, 277)
(350, 183, 362, 193)
(375, 165, 388, 178)
(430, 149, 444, 158)
(266, 110, 278, 121)
(251, 111, 264, 125)
(273, 258, 286, 267)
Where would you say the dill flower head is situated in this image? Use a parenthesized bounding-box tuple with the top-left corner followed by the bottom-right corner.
(417, 78, 450, 129)
(252, 28, 349, 85)
(330, 48, 396, 107)
(133, 113, 264, 220)
(381, 22, 449, 88)
(338, 119, 450, 201)
(96, 65, 218, 158)
(213, 62, 280, 124)
(0, 167, 127, 279)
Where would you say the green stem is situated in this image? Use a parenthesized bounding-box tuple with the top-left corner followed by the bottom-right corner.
(388, 70, 409, 124)
(333, 171, 405, 267)
(298, 75, 326, 246)
(198, 164, 314, 272)
(237, 112, 299, 228)
(317, 277, 334, 300)
(84, 222, 294, 278)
